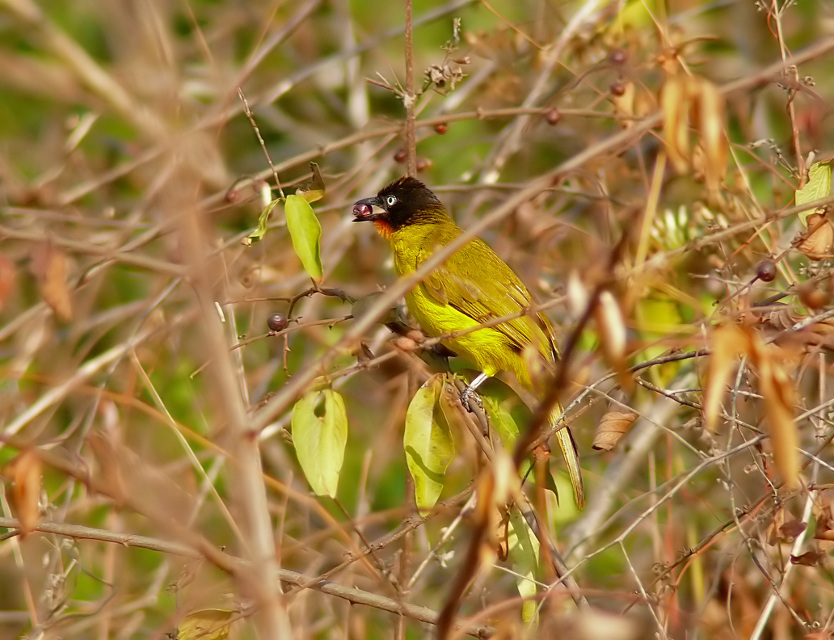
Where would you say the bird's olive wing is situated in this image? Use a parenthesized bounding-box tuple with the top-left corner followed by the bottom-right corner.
(416, 239, 558, 363)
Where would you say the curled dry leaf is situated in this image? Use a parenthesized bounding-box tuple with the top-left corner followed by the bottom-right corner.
(695, 79, 727, 195)
(473, 451, 519, 574)
(7, 449, 42, 537)
(0, 255, 15, 311)
(595, 290, 631, 389)
(779, 518, 808, 544)
(661, 75, 689, 173)
(32, 243, 73, 321)
(566, 270, 589, 320)
(814, 491, 834, 542)
(748, 338, 800, 490)
(796, 212, 833, 260)
(661, 75, 727, 192)
(593, 410, 637, 451)
(790, 549, 825, 566)
(754, 302, 803, 332)
(703, 324, 747, 432)
(705, 323, 799, 488)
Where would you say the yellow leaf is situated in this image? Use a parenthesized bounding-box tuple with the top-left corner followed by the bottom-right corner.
(796, 161, 832, 224)
(178, 608, 235, 640)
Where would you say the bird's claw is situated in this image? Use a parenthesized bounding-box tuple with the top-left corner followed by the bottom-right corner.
(460, 387, 483, 413)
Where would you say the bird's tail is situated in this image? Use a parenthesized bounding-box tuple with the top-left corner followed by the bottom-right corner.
(552, 409, 585, 509)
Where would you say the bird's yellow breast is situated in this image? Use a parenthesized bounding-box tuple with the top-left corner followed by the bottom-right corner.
(388, 224, 534, 385)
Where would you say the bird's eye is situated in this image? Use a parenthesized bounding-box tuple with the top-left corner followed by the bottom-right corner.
(385, 195, 398, 207)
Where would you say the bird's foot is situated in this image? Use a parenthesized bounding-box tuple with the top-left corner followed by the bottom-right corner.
(460, 372, 490, 413)
(460, 386, 483, 413)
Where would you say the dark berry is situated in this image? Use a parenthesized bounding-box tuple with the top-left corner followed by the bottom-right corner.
(756, 260, 777, 282)
(434, 123, 448, 134)
(610, 82, 626, 96)
(267, 313, 289, 332)
(545, 109, 561, 125)
(393, 149, 408, 163)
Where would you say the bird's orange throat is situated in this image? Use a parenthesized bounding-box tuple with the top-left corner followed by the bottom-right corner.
(374, 219, 394, 240)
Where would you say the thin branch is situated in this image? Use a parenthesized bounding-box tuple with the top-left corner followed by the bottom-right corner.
(404, 0, 417, 176)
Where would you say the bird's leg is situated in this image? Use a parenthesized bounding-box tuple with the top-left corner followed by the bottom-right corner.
(460, 372, 490, 412)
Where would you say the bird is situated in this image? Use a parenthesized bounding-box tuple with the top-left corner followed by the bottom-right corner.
(352, 176, 584, 508)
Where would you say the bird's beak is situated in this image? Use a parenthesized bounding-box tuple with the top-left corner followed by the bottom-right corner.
(352, 196, 383, 222)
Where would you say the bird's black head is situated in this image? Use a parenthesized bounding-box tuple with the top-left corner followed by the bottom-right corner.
(352, 176, 448, 234)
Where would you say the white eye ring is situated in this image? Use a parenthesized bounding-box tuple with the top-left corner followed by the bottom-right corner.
(385, 195, 398, 207)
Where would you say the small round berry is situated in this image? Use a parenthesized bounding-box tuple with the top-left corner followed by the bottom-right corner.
(393, 149, 408, 163)
(756, 260, 777, 282)
(545, 109, 561, 125)
(434, 123, 448, 134)
(416, 158, 433, 172)
(267, 313, 289, 332)
(610, 82, 626, 96)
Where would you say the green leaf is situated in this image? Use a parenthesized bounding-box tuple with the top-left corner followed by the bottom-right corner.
(245, 198, 280, 245)
(292, 390, 348, 498)
(481, 395, 520, 448)
(404, 375, 455, 511)
(796, 161, 832, 225)
(177, 608, 234, 640)
(285, 194, 323, 282)
(507, 507, 541, 626)
(296, 161, 326, 204)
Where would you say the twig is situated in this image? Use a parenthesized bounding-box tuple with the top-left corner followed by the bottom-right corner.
(404, 0, 417, 176)
(238, 88, 285, 199)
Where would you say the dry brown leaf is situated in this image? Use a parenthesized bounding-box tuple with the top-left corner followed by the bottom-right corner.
(790, 549, 825, 566)
(695, 79, 728, 194)
(661, 75, 727, 193)
(0, 255, 15, 312)
(594, 290, 631, 389)
(566, 270, 590, 320)
(661, 75, 690, 173)
(7, 449, 42, 538)
(749, 338, 800, 490)
(779, 518, 808, 543)
(796, 212, 834, 261)
(32, 243, 73, 321)
(593, 410, 637, 451)
(704, 324, 747, 432)
(755, 302, 803, 332)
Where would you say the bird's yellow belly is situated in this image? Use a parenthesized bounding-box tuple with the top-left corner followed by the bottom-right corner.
(405, 284, 530, 386)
